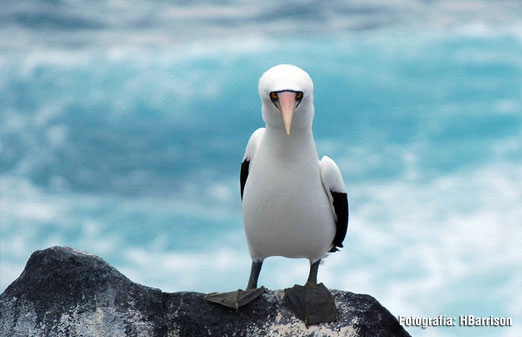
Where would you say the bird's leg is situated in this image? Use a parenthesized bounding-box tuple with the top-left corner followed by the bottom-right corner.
(204, 260, 265, 310)
(284, 259, 338, 325)
(247, 260, 263, 289)
(306, 260, 320, 285)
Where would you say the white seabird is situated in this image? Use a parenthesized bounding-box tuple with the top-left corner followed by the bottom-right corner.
(206, 64, 348, 324)
(242, 64, 347, 261)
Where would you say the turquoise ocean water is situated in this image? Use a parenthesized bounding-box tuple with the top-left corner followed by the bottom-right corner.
(1, 1, 522, 336)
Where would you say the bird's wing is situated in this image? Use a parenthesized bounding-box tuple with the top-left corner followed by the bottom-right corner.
(319, 156, 349, 252)
(240, 128, 265, 200)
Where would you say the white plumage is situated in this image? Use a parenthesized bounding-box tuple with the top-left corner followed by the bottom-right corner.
(241, 64, 347, 265)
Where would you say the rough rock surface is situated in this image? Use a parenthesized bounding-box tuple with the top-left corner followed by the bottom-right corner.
(0, 246, 411, 337)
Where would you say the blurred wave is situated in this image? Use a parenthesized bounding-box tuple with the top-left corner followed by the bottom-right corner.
(2, 0, 522, 49)
(2, 36, 521, 197)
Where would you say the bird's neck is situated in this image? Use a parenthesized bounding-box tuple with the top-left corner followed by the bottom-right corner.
(263, 126, 318, 161)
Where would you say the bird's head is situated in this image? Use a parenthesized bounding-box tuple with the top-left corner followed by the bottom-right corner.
(258, 64, 314, 135)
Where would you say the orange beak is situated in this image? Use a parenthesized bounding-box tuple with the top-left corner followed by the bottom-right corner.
(276, 91, 296, 136)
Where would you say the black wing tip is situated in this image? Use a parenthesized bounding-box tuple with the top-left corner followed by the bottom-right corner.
(330, 191, 349, 252)
(240, 159, 250, 201)
(328, 243, 344, 253)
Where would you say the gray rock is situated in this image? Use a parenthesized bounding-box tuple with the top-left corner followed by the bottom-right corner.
(0, 246, 411, 336)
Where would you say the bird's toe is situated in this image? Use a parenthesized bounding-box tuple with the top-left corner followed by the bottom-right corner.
(205, 287, 266, 310)
(284, 283, 338, 326)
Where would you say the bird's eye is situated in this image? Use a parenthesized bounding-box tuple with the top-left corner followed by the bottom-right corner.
(295, 91, 303, 100)
(270, 92, 278, 101)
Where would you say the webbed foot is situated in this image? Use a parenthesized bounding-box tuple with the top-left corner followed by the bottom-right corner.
(205, 286, 266, 310)
(284, 282, 338, 326)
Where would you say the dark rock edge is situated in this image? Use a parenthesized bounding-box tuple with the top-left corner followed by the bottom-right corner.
(0, 246, 411, 337)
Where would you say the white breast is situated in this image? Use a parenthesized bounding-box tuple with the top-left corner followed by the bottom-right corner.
(242, 128, 336, 262)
